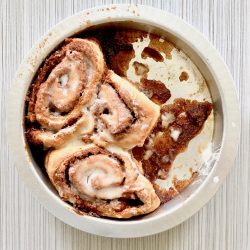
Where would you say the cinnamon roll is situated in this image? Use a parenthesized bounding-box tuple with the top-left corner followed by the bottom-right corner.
(26, 38, 105, 148)
(45, 145, 160, 218)
(90, 70, 160, 149)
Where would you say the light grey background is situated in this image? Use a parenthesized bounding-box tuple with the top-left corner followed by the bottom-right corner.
(1, 0, 249, 249)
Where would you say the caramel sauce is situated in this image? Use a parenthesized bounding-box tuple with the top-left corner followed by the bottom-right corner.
(140, 78, 171, 105)
(110, 50, 135, 77)
(141, 47, 164, 62)
(132, 99, 212, 185)
(179, 71, 189, 81)
(133, 61, 149, 76)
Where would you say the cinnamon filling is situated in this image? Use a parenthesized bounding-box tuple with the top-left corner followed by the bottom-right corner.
(139, 78, 171, 105)
(89, 70, 160, 150)
(141, 47, 164, 62)
(93, 84, 133, 134)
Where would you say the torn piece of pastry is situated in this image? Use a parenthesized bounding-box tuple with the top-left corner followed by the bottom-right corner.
(132, 98, 212, 203)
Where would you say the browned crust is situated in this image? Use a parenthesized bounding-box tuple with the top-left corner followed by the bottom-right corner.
(132, 98, 212, 182)
(27, 45, 67, 122)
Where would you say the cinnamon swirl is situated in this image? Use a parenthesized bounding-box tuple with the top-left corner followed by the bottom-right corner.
(46, 145, 160, 218)
(90, 70, 160, 149)
(26, 38, 105, 148)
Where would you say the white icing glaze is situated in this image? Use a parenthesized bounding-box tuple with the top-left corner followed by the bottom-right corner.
(161, 113, 175, 128)
(170, 127, 181, 141)
(71, 80, 78, 91)
(69, 155, 125, 200)
(61, 75, 69, 95)
(143, 150, 153, 160)
(140, 123, 149, 130)
(60, 74, 68, 87)
(162, 155, 169, 163)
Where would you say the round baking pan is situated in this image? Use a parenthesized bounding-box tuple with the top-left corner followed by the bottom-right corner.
(7, 4, 240, 238)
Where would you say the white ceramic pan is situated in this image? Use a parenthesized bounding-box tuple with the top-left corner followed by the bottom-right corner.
(7, 4, 240, 238)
